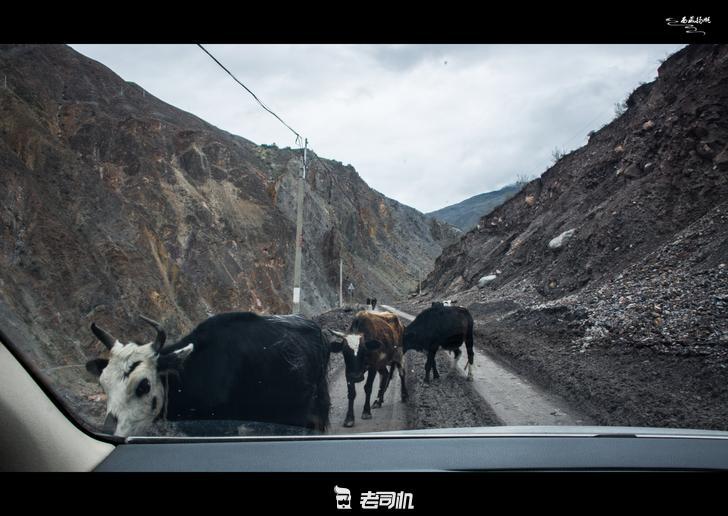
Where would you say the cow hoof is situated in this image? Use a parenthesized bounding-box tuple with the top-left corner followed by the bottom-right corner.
(361, 412, 372, 420)
(467, 376, 474, 382)
(372, 400, 382, 409)
(343, 419, 355, 428)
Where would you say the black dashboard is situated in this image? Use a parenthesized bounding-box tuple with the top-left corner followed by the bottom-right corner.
(95, 431, 728, 471)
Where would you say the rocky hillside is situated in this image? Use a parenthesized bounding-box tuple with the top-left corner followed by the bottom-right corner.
(427, 44, 727, 301)
(418, 44, 728, 430)
(0, 44, 458, 373)
(427, 183, 521, 231)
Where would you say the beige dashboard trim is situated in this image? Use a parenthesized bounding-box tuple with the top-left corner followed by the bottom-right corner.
(0, 343, 114, 471)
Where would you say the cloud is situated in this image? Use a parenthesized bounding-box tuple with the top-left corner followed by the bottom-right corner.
(70, 43, 684, 212)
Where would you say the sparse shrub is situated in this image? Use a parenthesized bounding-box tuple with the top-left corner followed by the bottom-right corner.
(515, 173, 533, 187)
(551, 147, 565, 163)
(614, 99, 628, 117)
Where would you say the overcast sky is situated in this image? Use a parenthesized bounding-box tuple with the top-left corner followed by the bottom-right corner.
(70, 44, 684, 213)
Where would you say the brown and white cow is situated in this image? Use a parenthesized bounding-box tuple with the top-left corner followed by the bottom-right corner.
(325, 310, 408, 427)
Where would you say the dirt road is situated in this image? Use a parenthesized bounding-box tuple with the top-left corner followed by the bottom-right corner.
(316, 307, 499, 433)
(319, 305, 593, 434)
(327, 357, 409, 434)
(381, 305, 593, 426)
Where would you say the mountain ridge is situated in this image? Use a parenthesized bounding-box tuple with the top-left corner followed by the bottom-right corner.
(405, 43, 728, 430)
(426, 44, 728, 300)
(0, 44, 459, 373)
(427, 183, 522, 231)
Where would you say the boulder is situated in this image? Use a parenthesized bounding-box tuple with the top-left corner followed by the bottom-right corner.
(714, 145, 728, 170)
(696, 141, 715, 159)
(548, 229, 577, 249)
(622, 163, 642, 179)
(478, 275, 497, 288)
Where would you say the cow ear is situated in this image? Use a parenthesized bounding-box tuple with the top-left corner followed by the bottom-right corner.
(86, 358, 109, 377)
(322, 329, 344, 353)
(157, 343, 194, 372)
(365, 340, 381, 351)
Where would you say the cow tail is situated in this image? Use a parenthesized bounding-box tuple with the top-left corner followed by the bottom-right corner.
(466, 315, 474, 366)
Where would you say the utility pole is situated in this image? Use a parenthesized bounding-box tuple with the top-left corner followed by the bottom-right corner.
(292, 138, 307, 314)
(339, 252, 343, 308)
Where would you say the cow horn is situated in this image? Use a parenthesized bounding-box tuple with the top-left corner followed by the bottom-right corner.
(140, 315, 167, 353)
(329, 329, 346, 338)
(91, 323, 116, 350)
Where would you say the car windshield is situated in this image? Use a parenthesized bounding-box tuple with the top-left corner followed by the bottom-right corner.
(2, 42, 726, 440)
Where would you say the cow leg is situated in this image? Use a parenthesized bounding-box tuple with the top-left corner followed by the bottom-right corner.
(453, 347, 462, 363)
(432, 351, 440, 380)
(465, 324, 475, 381)
(424, 352, 432, 383)
(343, 381, 356, 427)
(465, 321, 475, 382)
(397, 362, 409, 402)
(372, 366, 391, 409)
(465, 350, 475, 381)
(361, 369, 376, 419)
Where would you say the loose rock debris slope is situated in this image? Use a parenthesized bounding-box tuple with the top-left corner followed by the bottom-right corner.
(420, 44, 728, 431)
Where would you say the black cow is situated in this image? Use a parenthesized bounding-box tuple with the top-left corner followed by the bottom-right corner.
(85, 312, 330, 437)
(403, 304, 474, 382)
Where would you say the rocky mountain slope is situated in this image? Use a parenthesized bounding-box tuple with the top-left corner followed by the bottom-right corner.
(417, 44, 728, 430)
(0, 44, 458, 376)
(428, 44, 727, 301)
(427, 183, 521, 231)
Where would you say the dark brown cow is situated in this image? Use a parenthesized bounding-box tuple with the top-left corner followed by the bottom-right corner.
(326, 310, 408, 427)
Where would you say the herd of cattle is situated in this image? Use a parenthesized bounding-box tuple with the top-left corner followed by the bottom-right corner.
(85, 303, 475, 437)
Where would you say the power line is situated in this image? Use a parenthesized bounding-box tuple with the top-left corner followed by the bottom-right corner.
(196, 44, 311, 313)
(197, 44, 302, 145)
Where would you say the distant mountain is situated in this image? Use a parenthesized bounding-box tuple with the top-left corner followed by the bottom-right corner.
(427, 184, 522, 231)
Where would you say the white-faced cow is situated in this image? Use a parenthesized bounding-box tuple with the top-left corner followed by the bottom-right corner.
(325, 310, 407, 427)
(403, 304, 474, 383)
(85, 312, 331, 437)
